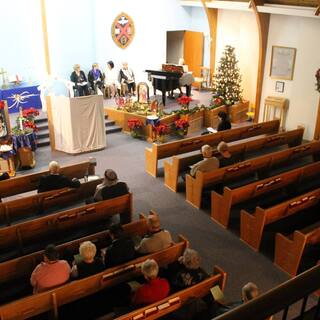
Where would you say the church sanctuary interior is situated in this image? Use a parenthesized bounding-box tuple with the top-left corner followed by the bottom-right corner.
(1, 0, 320, 319)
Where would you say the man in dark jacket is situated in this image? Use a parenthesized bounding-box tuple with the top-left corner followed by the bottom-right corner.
(37, 161, 80, 193)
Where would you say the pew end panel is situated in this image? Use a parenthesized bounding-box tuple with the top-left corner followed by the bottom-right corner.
(145, 145, 158, 177)
(287, 127, 304, 147)
(274, 231, 307, 277)
(211, 188, 233, 228)
(240, 207, 267, 251)
(185, 173, 203, 209)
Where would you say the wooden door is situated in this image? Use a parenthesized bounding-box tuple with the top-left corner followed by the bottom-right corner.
(183, 31, 204, 78)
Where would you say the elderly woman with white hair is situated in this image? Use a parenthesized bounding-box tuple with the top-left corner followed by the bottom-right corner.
(71, 241, 104, 279)
(70, 64, 89, 96)
(37, 161, 80, 193)
(169, 248, 208, 291)
(119, 62, 136, 95)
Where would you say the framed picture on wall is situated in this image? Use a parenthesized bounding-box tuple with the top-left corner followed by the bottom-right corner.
(270, 46, 297, 80)
(275, 81, 285, 93)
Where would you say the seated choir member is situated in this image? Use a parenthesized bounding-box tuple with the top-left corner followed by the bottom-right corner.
(70, 64, 89, 96)
(119, 62, 136, 95)
(93, 169, 129, 202)
(88, 63, 104, 94)
(37, 161, 80, 193)
(102, 224, 135, 268)
(105, 60, 121, 98)
(190, 145, 219, 177)
(217, 141, 236, 167)
(136, 211, 172, 254)
(30, 244, 70, 293)
(217, 111, 232, 132)
(71, 241, 104, 279)
(169, 248, 208, 291)
(132, 259, 170, 306)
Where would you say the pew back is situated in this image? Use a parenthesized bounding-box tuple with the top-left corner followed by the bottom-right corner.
(0, 160, 96, 199)
(146, 120, 280, 177)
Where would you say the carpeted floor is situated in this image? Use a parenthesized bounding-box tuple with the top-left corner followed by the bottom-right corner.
(16, 130, 290, 304)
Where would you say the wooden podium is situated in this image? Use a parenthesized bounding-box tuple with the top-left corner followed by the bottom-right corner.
(47, 95, 106, 154)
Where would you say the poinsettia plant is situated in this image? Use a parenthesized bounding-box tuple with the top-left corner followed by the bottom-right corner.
(177, 95, 193, 107)
(154, 123, 170, 136)
(128, 118, 143, 130)
(12, 107, 39, 136)
(0, 100, 5, 110)
(210, 95, 226, 109)
(316, 68, 320, 93)
(174, 119, 189, 130)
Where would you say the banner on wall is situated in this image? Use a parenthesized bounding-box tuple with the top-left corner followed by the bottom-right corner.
(111, 12, 135, 49)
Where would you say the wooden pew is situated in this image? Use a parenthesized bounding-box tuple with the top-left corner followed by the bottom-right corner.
(114, 266, 227, 320)
(0, 159, 96, 201)
(146, 120, 280, 177)
(211, 161, 320, 228)
(0, 179, 103, 227)
(0, 214, 148, 295)
(0, 193, 132, 261)
(240, 188, 320, 252)
(274, 221, 320, 277)
(0, 236, 189, 320)
(186, 141, 320, 209)
(164, 128, 304, 192)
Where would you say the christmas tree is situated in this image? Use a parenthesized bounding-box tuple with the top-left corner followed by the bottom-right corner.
(212, 45, 243, 106)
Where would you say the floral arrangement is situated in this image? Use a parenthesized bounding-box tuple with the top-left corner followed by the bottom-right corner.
(210, 95, 226, 109)
(174, 119, 189, 130)
(316, 68, 320, 93)
(154, 123, 170, 136)
(177, 95, 193, 109)
(128, 118, 143, 130)
(12, 107, 39, 136)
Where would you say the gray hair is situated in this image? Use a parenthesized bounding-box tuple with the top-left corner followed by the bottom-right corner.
(79, 241, 97, 261)
(179, 248, 201, 270)
(242, 282, 259, 302)
(141, 259, 159, 280)
(49, 161, 60, 174)
(201, 144, 212, 157)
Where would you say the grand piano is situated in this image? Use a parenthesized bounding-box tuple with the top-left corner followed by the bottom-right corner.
(146, 64, 192, 105)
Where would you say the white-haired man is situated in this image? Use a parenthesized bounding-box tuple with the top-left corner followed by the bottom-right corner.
(37, 161, 80, 193)
(132, 259, 170, 306)
(190, 144, 219, 177)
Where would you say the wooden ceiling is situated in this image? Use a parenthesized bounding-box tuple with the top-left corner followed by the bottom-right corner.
(205, 0, 318, 7)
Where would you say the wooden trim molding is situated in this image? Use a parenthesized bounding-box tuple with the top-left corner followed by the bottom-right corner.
(200, 0, 218, 80)
(40, 0, 51, 75)
(315, 0, 320, 15)
(250, 0, 270, 123)
(314, 97, 320, 140)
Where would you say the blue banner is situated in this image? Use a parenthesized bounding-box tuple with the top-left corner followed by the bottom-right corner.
(0, 82, 42, 114)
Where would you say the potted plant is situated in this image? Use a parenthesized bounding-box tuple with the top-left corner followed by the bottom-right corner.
(127, 118, 144, 138)
(154, 123, 170, 143)
(174, 118, 189, 137)
(177, 95, 193, 111)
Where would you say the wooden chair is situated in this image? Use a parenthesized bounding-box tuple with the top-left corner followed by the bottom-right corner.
(240, 187, 320, 252)
(211, 161, 320, 228)
(186, 140, 320, 209)
(146, 120, 280, 177)
(193, 67, 210, 91)
(0, 159, 96, 201)
(0, 193, 132, 262)
(164, 127, 304, 192)
(0, 236, 189, 320)
(275, 221, 320, 277)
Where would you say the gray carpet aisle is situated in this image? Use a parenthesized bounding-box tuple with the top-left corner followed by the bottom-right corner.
(22, 131, 290, 304)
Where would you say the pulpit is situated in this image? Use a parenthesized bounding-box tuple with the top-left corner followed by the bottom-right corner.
(47, 95, 106, 154)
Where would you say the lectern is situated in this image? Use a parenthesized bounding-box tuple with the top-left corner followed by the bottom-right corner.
(47, 95, 106, 154)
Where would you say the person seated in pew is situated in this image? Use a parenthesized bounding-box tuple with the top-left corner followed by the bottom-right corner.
(93, 169, 129, 202)
(168, 248, 209, 291)
(217, 141, 236, 167)
(190, 145, 219, 177)
(217, 111, 232, 132)
(101, 223, 136, 268)
(30, 244, 71, 294)
(88, 63, 104, 94)
(132, 259, 170, 306)
(37, 161, 81, 193)
(135, 211, 173, 254)
(71, 241, 104, 279)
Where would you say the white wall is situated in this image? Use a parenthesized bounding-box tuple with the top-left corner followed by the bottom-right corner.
(260, 15, 320, 140)
(216, 10, 259, 107)
(0, 0, 45, 82)
(94, 0, 192, 82)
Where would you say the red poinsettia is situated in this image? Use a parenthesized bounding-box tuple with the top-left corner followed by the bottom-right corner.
(22, 107, 40, 118)
(128, 118, 143, 130)
(23, 120, 38, 132)
(154, 123, 170, 136)
(0, 100, 4, 110)
(174, 119, 189, 130)
(177, 95, 193, 105)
